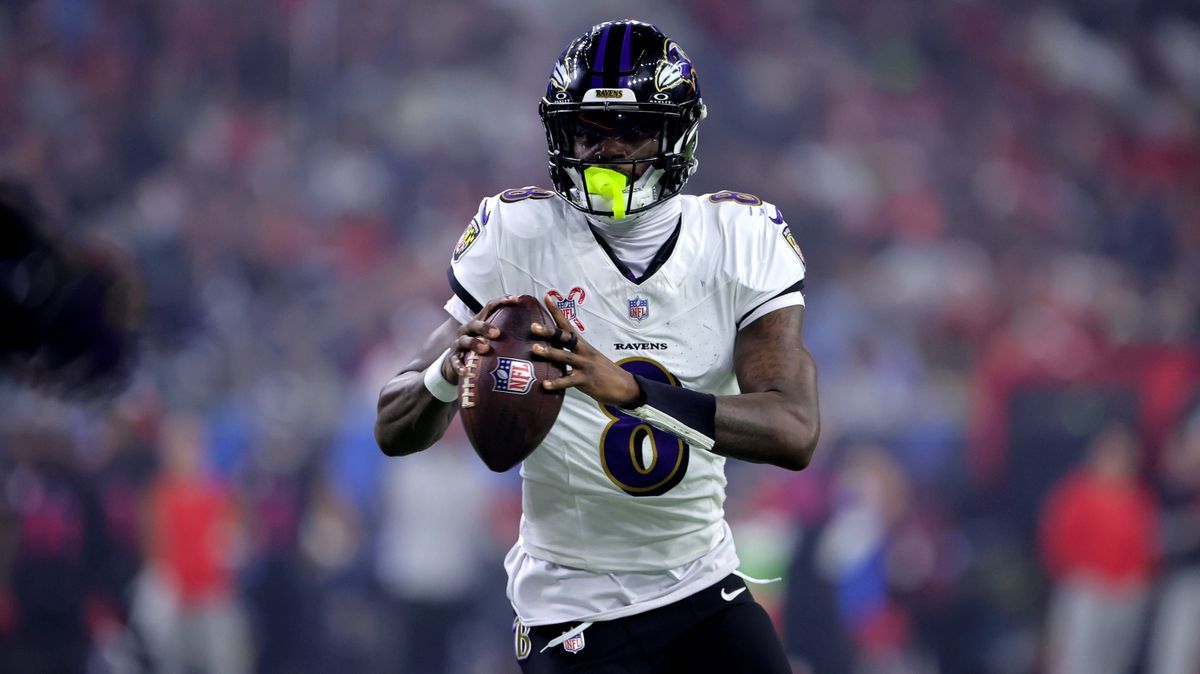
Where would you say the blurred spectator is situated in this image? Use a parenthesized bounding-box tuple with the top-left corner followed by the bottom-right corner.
(94, 406, 159, 621)
(1039, 422, 1158, 674)
(1147, 403, 1200, 674)
(239, 459, 318, 674)
(374, 430, 499, 674)
(781, 467, 854, 674)
(89, 403, 161, 671)
(0, 424, 113, 674)
(131, 413, 249, 674)
(783, 443, 942, 674)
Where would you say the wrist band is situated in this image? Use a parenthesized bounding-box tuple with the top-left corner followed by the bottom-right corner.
(422, 348, 459, 403)
(620, 374, 717, 450)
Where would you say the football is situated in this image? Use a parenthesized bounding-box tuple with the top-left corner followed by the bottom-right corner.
(459, 295, 566, 471)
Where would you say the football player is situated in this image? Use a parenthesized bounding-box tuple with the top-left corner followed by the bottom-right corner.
(376, 20, 818, 673)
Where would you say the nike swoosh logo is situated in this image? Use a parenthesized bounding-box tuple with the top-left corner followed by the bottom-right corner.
(720, 587, 747, 601)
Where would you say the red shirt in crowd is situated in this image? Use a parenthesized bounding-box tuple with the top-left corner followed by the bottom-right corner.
(150, 476, 235, 605)
(1039, 471, 1158, 586)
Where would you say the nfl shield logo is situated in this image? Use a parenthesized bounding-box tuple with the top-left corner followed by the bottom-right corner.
(491, 357, 535, 394)
(557, 298, 577, 323)
(563, 633, 586, 654)
(628, 297, 649, 322)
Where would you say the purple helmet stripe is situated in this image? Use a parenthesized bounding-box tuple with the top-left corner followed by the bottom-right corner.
(619, 24, 632, 72)
(593, 24, 611, 73)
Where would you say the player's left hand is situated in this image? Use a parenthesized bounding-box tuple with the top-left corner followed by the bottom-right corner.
(531, 293, 643, 408)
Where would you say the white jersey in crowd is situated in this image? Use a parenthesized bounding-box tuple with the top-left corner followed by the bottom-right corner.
(443, 187, 807, 625)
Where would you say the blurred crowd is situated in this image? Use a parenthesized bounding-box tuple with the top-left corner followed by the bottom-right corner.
(1, 0, 1198, 672)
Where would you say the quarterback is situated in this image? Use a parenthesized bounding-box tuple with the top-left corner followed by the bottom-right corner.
(376, 20, 819, 672)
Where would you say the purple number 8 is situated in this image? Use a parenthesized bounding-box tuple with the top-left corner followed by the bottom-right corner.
(708, 190, 763, 206)
(598, 358, 689, 497)
(500, 187, 554, 203)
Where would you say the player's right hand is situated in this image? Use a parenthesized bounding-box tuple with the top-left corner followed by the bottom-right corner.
(442, 295, 519, 384)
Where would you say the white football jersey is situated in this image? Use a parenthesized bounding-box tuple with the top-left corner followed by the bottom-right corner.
(444, 187, 806, 577)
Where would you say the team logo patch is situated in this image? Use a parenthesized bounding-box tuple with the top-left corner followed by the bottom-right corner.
(628, 296, 649, 322)
(491, 357, 535, 394)
(550, 60, 571, 91)
(563, 633, 586, 654)
(547, 286, 587, 331)
(782, 226, 806, 264)
(655, 40, 697, 92)
(452, 220, 481, 261)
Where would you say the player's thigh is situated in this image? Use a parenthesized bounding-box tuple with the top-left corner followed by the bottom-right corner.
(665, 600, 791, 674)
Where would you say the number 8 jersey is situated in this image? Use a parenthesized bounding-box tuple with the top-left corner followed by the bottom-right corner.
(444, 187, 806, 584)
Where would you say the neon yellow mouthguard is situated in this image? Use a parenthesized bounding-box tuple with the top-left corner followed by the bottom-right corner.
(584, 167, 629, 219)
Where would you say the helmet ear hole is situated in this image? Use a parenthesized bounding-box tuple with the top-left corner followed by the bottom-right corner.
(538, 21, 704, 217)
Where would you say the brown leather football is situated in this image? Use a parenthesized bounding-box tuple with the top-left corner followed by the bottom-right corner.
(459, 295, 566, 471)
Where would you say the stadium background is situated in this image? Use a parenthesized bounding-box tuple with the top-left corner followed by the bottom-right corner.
(1, 0, 1198, 672)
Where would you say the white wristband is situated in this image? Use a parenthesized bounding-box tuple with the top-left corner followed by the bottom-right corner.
(422, 349, 458, 403)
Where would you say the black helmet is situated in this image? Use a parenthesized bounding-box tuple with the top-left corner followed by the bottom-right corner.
(539, 20, 706, 219)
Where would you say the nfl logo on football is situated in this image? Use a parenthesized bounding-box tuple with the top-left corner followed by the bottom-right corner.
(491, 357, 535, 394)
(628, 296, 649, 322)
(564, 633, 585, 654)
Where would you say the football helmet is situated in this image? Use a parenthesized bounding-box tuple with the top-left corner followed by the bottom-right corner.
(539, 20, 706, 219)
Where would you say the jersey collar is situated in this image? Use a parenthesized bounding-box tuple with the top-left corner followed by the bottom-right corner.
(587, 218, 682, 285)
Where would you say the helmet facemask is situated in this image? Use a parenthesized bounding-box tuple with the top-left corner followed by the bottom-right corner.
(541, 101, 704, 220)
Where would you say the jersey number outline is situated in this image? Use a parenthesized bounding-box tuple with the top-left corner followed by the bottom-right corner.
(708, 190, 762, 206)
(499, 186, 554, 203)
(599, 358, 689, 497)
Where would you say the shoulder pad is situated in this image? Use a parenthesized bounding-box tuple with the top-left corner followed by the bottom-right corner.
(702, 191, 785, 229)
(478, 187, 564, 242)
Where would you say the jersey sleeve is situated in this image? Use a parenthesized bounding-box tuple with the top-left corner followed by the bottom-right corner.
(732, 202, 807, 330)
(443, 196, 505, 322)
